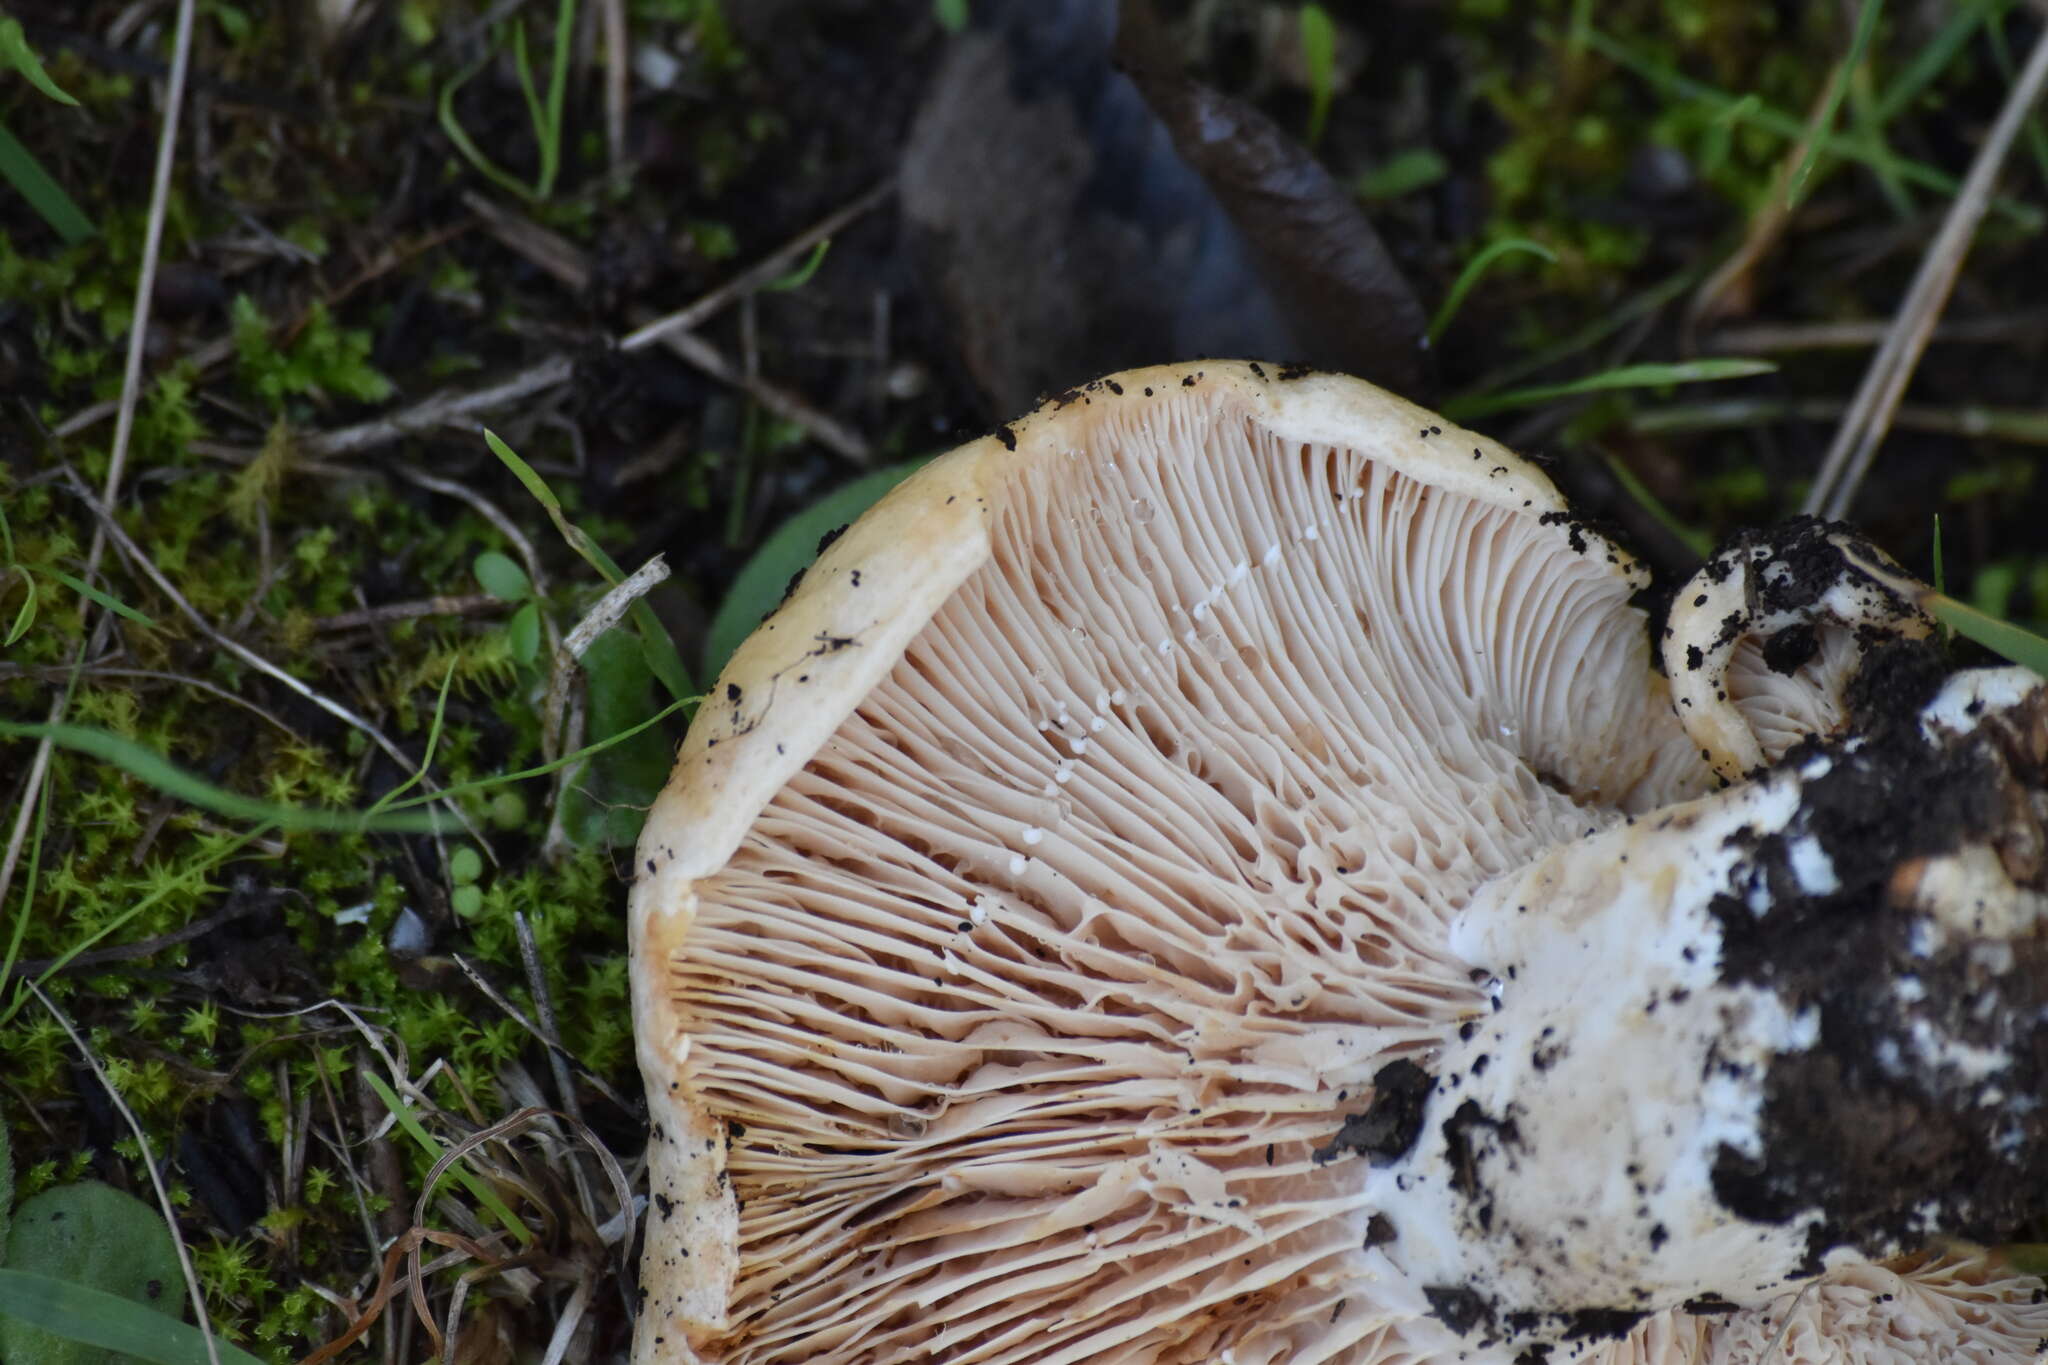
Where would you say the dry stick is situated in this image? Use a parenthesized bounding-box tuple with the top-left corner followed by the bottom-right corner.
(620, 181, 895, 353)
(314, 594, 505, 632)
(537, 553, 668, 855)
(0, 0, 199, 978)
(303, 355, 575, 456)
(1805, 22, 2048, 520)
(464, 189, 875, 462)
(27, 981, 224, 1365)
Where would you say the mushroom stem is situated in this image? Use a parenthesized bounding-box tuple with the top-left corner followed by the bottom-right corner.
(1355, 666, 2048, 1357)
(1663, 518, 1932, 782)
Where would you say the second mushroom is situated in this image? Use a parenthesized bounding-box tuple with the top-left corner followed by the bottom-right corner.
(630, 362, 2048, 1364)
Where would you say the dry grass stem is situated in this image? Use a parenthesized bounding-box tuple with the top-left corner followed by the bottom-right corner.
(303, 355, 575, 456)
(1805, 21, 2048, 518)
(314, 594, 506, 632)
(1705, 310, 2048, 353)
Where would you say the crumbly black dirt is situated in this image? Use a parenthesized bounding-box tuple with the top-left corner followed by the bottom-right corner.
(1709, 681, 2048, 1265)
(1315, 1058, 1433, 1166)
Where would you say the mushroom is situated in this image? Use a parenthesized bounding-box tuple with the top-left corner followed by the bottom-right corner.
(629, 362, 2048, 1364)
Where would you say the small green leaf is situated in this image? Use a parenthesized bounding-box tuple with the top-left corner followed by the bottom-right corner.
(705, 459, 928, 683)
(4, 570, 37, 645)
(451, 884, 484, 918)
(473, 551, 531, 602)
(0, 1182, 198, 1365)
(1355, 148, 1447, 200)
(448, 846, 483, 885)
(507, 601, 541, 664)
(482, 429, 563, 515)
(0, 19, 80, 105)
(933, 0, 969, 33)
(1444, 359, 1778, 421)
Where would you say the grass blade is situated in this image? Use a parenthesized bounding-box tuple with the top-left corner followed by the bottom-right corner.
(44, 568, 154, 627)
(360, 1072, 534, 1246)
(0, 721, 445, 833)
(0, 121, 93, 243)
(0, 19, 79, 104)
(1788, 0, 1884, 207)
(1443, 358, 1777, 421)
(0, 1268, 268, 1365)
(482, 428, 694, 701)
(1924, 592, 2048, 674)
(1429, 237, 1557, 344)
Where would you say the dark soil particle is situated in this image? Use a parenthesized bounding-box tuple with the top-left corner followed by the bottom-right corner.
(1562, 1307, 1647, 1341)
(1758, 623, 1818, 676)
(1313, 1057, 1433, 1165)
(1423, 1283, 1492, 1335)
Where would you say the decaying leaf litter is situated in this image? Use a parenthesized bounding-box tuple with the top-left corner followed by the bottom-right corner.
(3, 0, 2047, 1360)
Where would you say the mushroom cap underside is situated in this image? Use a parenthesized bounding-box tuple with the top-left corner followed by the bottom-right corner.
(627, 362, 2046, 1365)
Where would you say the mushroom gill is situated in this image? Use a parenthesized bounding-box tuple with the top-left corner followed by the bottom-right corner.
(630, 363, 2048, 1365)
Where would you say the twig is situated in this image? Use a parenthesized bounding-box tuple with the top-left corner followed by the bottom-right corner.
(303, 356, 575, 456)
(1759, 1279, 1820, 1364)
(0, 0, 200, 959)
(1805, 22, 2048, 519)
(28, 980, 224, 1365)
(314, 595, 505, 632)
(540, 553, 669, 829)
(465, 190, 873, 462)
(620, 180, 894, 353)
(1685, 76, 1844, 337)
(5, 885, 284, 978)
